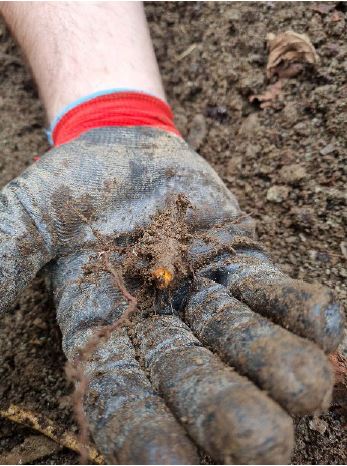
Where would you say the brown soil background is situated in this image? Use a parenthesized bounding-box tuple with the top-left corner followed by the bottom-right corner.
(0, 2, 346, 464)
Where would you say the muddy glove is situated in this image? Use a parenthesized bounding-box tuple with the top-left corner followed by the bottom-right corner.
(0, 92, 344, 465)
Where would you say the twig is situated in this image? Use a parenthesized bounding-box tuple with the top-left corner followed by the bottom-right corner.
(176, 43, 198, 61)
(0, 404, 104, 464)
(63, 203, 138, 463)
(65, 254, 138, 463)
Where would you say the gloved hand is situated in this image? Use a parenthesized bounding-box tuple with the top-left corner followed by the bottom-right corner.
(0, 121, 344, 464)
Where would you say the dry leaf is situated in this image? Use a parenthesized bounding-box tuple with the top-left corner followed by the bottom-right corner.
(249, 63, 303, 108)
(311, 3, 337, 15)
(249, 79, 283, 109)
(250, 30, 319, 108)
(266, 31, 319, 79)
(277, 63, 303, 79)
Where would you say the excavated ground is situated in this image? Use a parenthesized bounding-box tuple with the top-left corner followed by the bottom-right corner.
(0, 2, 346, 464)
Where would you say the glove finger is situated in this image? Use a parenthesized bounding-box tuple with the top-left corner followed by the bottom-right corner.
(52, 252, 198, 465)
(190, 232, 345, 353)
(85, 328, 198, 465)
(219, 251, 344, 353)
(135, 314, 294, 465)
(183, 278, 334, 416)
(0, 181, 52, 313)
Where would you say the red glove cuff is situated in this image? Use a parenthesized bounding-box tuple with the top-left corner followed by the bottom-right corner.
(51, 92, 180, 147)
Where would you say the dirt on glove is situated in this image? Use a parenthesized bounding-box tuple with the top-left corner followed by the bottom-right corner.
(0, 2, 346, 465)
(123, 193, 192, 293)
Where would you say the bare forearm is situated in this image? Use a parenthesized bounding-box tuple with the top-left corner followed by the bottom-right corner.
(0, 1, 166, 122)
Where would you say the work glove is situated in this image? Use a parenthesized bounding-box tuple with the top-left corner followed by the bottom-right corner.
(0, 119, 344, 464)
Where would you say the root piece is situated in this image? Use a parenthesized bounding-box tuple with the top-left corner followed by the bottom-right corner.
(266, 30, 319, 79)
(0, 404, 104, 464)
(185, 279, 334, 415)
(55, 251, 198, 464)
(249, 79, 284, 109)
(61, 204, 140, 463)
(152, 267, 174, 289)
(123, 194, 192, 290)
(65, 251, 138, 464)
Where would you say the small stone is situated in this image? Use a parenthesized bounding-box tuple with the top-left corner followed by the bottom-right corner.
(32, 318, 47, 330)
(320, 144, 335, 155)
(309, 250, 330, 263)
(340, 242, 347, 259)
(238, 73, 264, 96)
(239, 113, 261, 139)
(225, 9, 241, 21)
(229, 95, 243, 112)
(309, 250, 318, 261)
(244, 183, 253, 194)
(259, 164, 273, 175)
(206, 105, 229, 123)
(245, 144, 261, 158)
(309, 417, 328, 435)
(248, 53, 265, 66)
(280, 164, 307, 184)
(315, 185, 347, 201)
(281, 149, 296, 164)
(187, 114, 207, 150)
(228, 69, 239, 83)
(312, 118, 322, 127)
(227, 155, 242, 173)
(321, 43, 339, 57)
(280, 263, 293, 274)
(283, 102, 299, 125)
(58, 395, 72, 410)
(266, 185, 290, 202)
(294, 122, 308, 136)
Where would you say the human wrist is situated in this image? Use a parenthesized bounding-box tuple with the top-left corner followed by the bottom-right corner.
(0, 2, 166, 122)
(48, 90, 180, 147)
